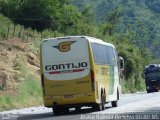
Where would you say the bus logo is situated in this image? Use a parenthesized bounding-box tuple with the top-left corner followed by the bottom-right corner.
(52, 41, 76, 52)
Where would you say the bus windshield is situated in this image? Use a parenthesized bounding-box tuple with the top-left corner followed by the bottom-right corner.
(145, 71, 160, 79)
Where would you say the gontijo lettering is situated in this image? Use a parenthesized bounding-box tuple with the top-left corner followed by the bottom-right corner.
(45, 62, 88, 71)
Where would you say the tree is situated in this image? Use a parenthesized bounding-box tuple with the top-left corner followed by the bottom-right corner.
(0, 0, 70, 31)
(103, 7, 122, 36)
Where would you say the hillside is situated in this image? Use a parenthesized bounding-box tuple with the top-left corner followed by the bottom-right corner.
(0, 12, 44, 110)
(0, 37, 43, 110)
(71, 0, 160, 58)
(0, 37, 38, 90)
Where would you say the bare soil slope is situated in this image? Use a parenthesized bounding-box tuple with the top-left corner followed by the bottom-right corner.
(0, 38, 40, 96)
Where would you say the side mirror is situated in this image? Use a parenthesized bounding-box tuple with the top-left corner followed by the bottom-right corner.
(119, 56, 124, 70)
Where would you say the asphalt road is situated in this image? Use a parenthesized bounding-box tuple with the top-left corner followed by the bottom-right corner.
(1, 92, 160, 120)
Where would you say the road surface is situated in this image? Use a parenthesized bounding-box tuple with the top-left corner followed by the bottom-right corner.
(1, 92, 160, 120)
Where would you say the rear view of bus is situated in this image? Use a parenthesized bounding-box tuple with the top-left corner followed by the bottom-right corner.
(40, 36, 94, 114)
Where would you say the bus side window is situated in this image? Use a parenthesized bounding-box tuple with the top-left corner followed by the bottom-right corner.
(91, 43, 108, 64)
(97, 44, 103, 64)
(113, 48, 118, 65)
(92, 43, 113, 65)
(107, 47, 116, 66)
(91, 43, 98, 63)
(100, 45, 108, 64)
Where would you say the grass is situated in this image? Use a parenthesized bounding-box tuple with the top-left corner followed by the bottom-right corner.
(30, 38, 42, 55)
(122, 78, 146, 94)
(0, 65, 43, 111)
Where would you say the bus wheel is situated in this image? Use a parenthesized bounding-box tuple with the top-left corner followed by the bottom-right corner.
(147, 90, 151, 93)
(52, 107, 62, 115)
(111, 91, 119, 107)
(111, 100, 118, 107)
(155, 90, 159, 92)
(93, 93, 105, 111)
(62, 108, 69, 114)
(101, 93, 105, 110)
(75, 107, 81, 111)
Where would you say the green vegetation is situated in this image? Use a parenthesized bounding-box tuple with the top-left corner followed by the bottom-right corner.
(122, 79, 146, 93)
(0, 64, 43, 111)
(71, 0, 160, 58)
(0, 14, 11, 40)
(0, 0, 158, 104)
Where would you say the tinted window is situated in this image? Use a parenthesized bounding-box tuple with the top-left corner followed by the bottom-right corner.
(91, 43, 116, 65)
(107, 47, 116, 65)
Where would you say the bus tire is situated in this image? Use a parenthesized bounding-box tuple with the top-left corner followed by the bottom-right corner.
(75, 107, 81, 111)
(111, 92, 119, 107)
(93, 93, 105, 111)
(147, 90, 151, 93)
(111, 100, 118, 107)
(52, 107, 69, 115)
(52, 107, 62, 115)
(153, 89, 158, 92)
(155, 90, 159, 92)
(62, 108, 69, 114)
(147, 89, 157, 93)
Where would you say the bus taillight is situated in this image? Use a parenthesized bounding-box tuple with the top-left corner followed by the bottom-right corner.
(90, 70, 95, 91)
(41, 74, 45, 95)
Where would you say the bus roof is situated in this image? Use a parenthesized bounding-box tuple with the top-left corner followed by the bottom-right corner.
(43, 36, 115, 48)
(145, 64, 160, 69)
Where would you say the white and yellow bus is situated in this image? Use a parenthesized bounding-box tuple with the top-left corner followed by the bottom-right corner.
(40, 36, 124, 115)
